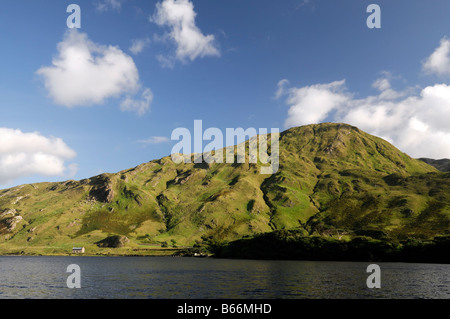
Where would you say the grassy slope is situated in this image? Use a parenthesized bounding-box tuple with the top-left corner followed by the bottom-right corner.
(0, 123, 448, 255)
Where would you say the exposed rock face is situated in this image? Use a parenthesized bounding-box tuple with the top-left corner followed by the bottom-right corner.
(0, 209, 17, 219)
(88, 174, 115, 203)
(0, 209, 23, 233)
(95, 235, 129, 248)
(4, 216, 23, 232)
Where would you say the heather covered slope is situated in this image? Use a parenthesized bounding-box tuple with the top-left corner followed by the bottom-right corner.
(0, 123, 448, 256)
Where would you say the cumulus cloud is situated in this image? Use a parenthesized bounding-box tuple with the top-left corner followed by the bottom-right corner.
(284, 80, 349, 128)
(282, 76, 450, 159)
(0, 128, 77, 185)
(37, 30, 139, 107)
(281, 38, 450, 159)
(151, 0, 220, 63)
(36, 29, 152, 115)
(422, 37, 450, 76)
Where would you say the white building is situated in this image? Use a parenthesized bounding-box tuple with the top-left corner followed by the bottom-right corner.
(72, 247, 85, 254)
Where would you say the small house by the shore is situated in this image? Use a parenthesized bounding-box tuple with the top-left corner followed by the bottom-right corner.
(72, 247, 85, 254)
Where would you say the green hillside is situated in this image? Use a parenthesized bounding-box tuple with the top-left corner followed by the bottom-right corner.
(0, 123, 448, 256)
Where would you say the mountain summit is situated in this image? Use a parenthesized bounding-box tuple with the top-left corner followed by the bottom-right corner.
(0, 123, 448, 255)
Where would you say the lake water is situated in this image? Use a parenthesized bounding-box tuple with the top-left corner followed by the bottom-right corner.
(0, 256, 448, 299)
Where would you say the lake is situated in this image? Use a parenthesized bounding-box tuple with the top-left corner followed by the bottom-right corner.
(0, 256, 448, 299)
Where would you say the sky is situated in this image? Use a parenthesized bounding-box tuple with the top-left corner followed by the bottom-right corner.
(0, 0, 450, 188)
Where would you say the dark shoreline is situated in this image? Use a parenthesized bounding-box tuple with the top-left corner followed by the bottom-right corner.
(1, 253, 449, 264)
(208, 230, 450, 264)
(1, 230, 450, 264)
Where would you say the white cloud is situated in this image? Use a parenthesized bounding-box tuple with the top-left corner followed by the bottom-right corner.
(274, 79, 289, 99)
(423, 37, 450, 76)
(129, 38, 151, 55)
(282, 38, 450, 159)
(37, 29, 139, 107)
(136, 136, 170, 145)
(284, 80, 349, 128)
(0, 128, 77, 185)
(151, 0, 220, 63)
(37, 29, 152, 115)
(96, 0, 124, 12)
(282, 76, 450, 159)
(120, 88, 154, 116)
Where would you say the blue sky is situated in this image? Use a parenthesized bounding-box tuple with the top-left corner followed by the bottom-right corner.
(1, 0, 450, 188)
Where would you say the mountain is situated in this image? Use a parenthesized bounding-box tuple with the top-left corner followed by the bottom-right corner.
(418, 158, 450, 172)
(0, 123, 449, 256)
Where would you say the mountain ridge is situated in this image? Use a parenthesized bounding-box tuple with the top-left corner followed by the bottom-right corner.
(0, 123, 448, 256)
(418, 158, 450, 172)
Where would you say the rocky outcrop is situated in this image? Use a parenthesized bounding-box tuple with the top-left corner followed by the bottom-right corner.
(95, 235, 129, 248)
(3, 216, 23, 232)
(88, 174, 115, 203)
(0, 209, 17, 219)
(0, 209, 23, 233)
